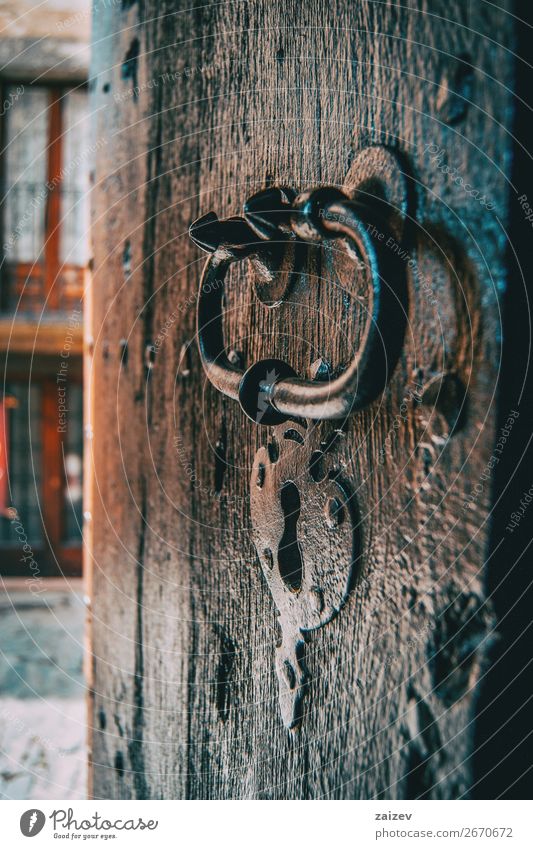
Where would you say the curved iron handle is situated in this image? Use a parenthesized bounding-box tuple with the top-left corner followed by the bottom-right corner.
(190, 186, 408, 423)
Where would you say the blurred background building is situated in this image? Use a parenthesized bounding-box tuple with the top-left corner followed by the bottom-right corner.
(0, 0, 91, 578)
(0, 0, 91, 799)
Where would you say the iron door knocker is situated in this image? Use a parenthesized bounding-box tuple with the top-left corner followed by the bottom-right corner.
(190, 185, 408, 423)
(189, 169, 409, 728)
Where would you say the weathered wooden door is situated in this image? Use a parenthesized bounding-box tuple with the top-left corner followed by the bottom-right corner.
(89, 1, 520, 799)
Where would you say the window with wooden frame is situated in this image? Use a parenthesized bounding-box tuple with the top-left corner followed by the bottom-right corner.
(0, 81, 90, 313)
(0, 81, 88, 576)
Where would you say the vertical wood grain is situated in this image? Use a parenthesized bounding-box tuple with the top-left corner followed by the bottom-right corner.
(89, 0, 516, 799)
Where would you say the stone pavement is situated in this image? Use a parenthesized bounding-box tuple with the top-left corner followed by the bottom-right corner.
(0, 579, 87, 799)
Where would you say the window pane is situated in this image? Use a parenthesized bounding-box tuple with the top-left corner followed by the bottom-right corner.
(0, 383, 43, 545)
(62, 382, 83, 543)
(60, 89, 91, 266)
(3, 86, 49, 263)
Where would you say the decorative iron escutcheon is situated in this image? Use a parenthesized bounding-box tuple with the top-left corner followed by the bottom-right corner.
(189, 171, 409, 728)
(249, 420, 361, 728)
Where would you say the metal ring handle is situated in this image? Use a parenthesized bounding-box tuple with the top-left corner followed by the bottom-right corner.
(193, 186, 408, 423)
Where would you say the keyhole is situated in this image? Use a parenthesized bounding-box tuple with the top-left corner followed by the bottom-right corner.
(278, 481, 303, 592)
